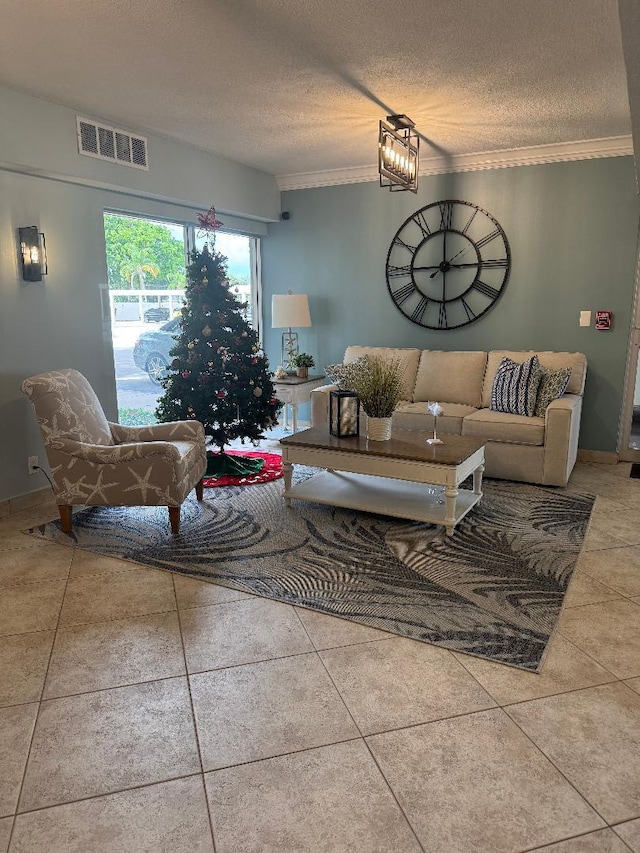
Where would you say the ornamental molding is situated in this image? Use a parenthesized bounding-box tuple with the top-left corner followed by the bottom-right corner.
(276, 135, 634, 191)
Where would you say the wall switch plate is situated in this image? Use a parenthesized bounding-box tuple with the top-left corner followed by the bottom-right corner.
(579, 310, 591, 327)
(28, 456, 39, 474)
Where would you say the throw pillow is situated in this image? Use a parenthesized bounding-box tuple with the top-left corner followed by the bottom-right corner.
(534, 366, 572, 417)
(324, 356, 369, 390)
(490, 355, 542, 417)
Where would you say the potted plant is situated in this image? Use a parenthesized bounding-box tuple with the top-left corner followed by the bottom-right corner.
(290, 352, 315, 379)
(346, 355, 403, 440)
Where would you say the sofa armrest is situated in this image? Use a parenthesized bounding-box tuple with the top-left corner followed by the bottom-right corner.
(109, 420, 205, 444)
(56, 437, 181, 464)
(543, 394, 583, 486)
(310, 384, 339, 428)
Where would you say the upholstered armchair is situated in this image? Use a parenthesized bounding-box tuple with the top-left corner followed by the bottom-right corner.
(22, 369, 207, 534)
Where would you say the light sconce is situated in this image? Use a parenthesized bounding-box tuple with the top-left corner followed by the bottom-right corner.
(378, 114, 419, 193)
(271, 291, 312, 368)
(18, 226, 48, 282)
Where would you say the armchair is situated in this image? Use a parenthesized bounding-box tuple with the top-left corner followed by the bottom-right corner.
(21, 369, 207, 534)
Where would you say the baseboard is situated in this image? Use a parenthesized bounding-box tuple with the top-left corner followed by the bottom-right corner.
(577, 449, 619, 465)
(0, 486, 55, 519)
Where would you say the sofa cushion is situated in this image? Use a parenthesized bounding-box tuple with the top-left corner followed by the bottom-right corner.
(344, 346, 421, 401)
(482, 351, 587, 406)
(462, 409, 545, 446)
(490, 355, 542, 417)
(534, 366, 572, 417)
(412, 351, 487, 407)
(394, 401, 477, 434)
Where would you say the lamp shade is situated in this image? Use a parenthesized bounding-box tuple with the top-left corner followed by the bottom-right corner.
(271, 293, 311, 328)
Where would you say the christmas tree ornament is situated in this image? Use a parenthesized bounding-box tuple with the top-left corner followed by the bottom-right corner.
(182, 371, 191, 379)
(242, 331, 248, 338)
(197, 206, 224, 234)
(187, 341, 195, 349)
(253, 387, 263, 397)
(202, 325, 212, 337)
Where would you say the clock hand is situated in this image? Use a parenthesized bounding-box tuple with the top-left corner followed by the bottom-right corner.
(429, 231, 450, 279)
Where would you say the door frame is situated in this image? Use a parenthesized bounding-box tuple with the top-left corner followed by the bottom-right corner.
(618, 231, 640, 462)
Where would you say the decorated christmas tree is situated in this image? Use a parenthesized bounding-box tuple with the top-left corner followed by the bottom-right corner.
(155, 207, 282, 475)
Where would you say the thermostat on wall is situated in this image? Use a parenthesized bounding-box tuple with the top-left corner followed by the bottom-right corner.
(595, 311, 612, 330)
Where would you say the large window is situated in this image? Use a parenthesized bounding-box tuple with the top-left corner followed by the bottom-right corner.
(104, 212, 259, 425)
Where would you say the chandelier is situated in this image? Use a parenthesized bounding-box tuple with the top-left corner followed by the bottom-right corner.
(378, 114, 419, 193)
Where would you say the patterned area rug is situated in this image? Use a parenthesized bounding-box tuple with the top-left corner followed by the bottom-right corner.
(28, 473, 594, 671)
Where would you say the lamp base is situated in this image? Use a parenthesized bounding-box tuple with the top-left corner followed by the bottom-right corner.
(281, 329, 299, 369)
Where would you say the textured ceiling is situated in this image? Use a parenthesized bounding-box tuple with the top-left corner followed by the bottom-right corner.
(0, 0, 632, 179)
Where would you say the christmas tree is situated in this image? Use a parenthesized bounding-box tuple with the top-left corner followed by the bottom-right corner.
(155, 207, 282, 475)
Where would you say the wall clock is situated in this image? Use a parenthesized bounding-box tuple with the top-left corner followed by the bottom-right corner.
(385, 199, 511, 330)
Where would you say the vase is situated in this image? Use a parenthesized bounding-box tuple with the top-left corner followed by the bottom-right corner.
(367, 416, 393, 441)
(296, 366, 309, 379)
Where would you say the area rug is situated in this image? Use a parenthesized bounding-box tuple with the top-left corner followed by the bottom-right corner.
(203, 450, 282, 487)
(27, 474, 595, 671)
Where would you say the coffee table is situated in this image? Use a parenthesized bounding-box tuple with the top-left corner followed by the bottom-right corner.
(280, 427, 485, 536)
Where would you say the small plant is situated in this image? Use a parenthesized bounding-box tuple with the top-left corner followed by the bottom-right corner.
(346, 356, 403, 418)
(289, 352, 315, 368)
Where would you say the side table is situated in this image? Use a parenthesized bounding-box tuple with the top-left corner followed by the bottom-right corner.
(272, 375, 325, 433)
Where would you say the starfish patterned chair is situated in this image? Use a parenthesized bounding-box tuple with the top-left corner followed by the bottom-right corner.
(22, 369, 206, 534)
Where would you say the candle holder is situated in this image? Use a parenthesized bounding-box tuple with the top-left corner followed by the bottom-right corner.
(426, 401, 444, 445)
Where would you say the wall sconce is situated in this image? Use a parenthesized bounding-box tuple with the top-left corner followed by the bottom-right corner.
(271, 291, 312, 368)
(378, 115, 419, 193)
(18, 226, 48, 282)
(330, 390, 360, 437)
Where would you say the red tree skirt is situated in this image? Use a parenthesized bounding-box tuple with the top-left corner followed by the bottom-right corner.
(203, 450, 283, 488)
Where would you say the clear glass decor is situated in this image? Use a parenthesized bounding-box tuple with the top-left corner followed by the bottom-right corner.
(426, 401, 444, 445)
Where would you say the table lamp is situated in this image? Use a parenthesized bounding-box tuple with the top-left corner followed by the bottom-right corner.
(271, 291, 311, 368)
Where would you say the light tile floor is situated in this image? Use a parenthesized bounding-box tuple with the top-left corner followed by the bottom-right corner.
(0, 460, 639, 852)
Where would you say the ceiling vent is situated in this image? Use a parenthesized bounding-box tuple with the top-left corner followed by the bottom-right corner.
(76, 117, 148, 170)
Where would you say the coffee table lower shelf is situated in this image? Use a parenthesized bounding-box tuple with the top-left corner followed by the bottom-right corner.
(283, 470, 481, 529)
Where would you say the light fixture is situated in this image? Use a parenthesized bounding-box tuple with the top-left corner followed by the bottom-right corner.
(378, 114, 419, 193)
(271, 291, 311, 368)
(18, 226, 48, 282)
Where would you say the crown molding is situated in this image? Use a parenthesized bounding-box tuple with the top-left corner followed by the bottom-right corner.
(276, 135, 634, 191)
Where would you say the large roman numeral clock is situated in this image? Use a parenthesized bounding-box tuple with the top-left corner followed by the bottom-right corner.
(385, 200, 511, 330)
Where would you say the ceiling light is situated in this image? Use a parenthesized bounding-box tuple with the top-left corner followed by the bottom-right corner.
(378, 115, 419, 193)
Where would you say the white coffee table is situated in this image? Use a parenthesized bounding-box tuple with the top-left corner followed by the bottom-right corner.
(280, 428, 485, 536)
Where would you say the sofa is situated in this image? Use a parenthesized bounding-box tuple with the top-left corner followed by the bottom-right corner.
(310, 346, 587, 487)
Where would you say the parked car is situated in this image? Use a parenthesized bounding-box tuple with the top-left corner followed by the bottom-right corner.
(143, 306, 170, 323)
(133, 318, 180, 384)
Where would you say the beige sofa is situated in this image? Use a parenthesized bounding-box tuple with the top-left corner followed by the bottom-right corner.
(310, 346, 587, 487)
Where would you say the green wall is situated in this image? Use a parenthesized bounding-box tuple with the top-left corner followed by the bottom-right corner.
(262, 157, 640, 453)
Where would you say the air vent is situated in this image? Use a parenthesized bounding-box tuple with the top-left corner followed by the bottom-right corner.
(76, 117, 148, 170)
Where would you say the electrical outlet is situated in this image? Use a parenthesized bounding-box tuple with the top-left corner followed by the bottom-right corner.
(28, 456, 39, 474)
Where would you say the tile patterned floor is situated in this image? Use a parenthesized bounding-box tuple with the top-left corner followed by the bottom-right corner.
(0, 461, 639, 852)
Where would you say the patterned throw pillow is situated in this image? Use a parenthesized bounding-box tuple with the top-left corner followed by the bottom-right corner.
(534, 366, 572, 417)
(490, 355, 542, 417)
(324, 356, 369, 389)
